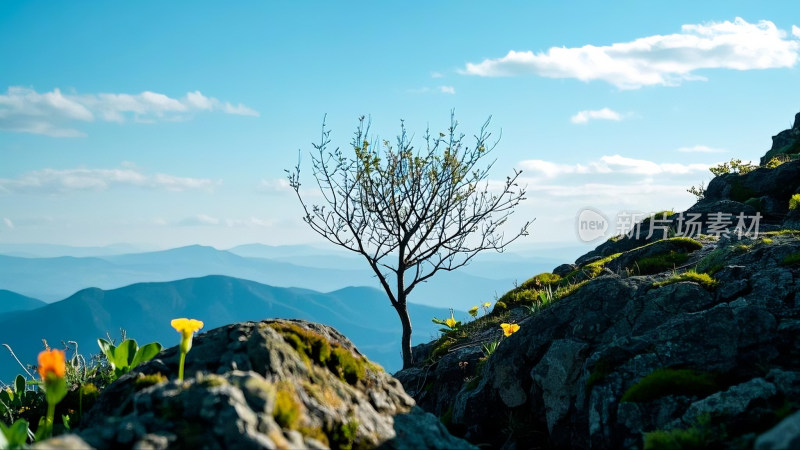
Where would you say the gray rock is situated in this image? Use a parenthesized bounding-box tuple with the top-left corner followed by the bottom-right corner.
(755, 410, 800, 450)
(42, 320, 473, 450)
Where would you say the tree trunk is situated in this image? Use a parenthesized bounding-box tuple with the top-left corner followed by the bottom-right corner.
(394, 296, 414, 369)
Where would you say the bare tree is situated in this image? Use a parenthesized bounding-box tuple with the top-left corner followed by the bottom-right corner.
(287, 112, 531, 369)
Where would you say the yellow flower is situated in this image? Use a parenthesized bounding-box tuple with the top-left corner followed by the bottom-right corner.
(483, 301, 492, 308)
(171, 318, 203, 382)
(171, 318, 204, 353)
(37, 349, 66, 380)
(500, 323, 520, 337)
(468, 306, 479, 317)
(445, 314, 457, 329)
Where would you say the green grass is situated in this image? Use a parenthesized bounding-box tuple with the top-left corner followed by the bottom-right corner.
(630, 251, 690, 275)
(621, 368, 720, 403)
(652, 271, 718, 290)
(519, 272, 562, 289)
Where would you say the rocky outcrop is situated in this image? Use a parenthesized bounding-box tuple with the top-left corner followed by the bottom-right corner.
(397, 113, 800, 449)
(43, 320, 475, 450)
(398, 232, 800, 449)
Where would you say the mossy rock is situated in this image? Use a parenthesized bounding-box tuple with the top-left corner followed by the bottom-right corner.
(606, 237, 703, 275)
(621, 368, 721, 403)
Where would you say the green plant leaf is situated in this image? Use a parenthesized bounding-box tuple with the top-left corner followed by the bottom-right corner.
(0, 418, 30, 448)
(44, 376, 67, 405)
(113, 339, 138, 369)
(97, 338, 115, 365)
(14, 375, 25, 397)
(131, 342, 162, 368)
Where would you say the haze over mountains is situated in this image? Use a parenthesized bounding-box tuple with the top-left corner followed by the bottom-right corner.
(0, 241, 576, 380)
(0, 274, 461, 381)
(0, 243, 565, 308)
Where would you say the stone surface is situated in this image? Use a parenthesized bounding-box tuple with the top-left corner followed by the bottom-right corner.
(755, 410, 800, 450)
(40, 319, 475, 450)
(396, 116, 800, 449)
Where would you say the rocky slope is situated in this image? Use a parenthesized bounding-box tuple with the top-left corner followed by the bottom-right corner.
(395, 113, 800, 449)
(38, 319, 475, 449)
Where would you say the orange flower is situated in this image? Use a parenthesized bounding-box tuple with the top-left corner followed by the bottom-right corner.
(37, 349, 66, 380)
(500, 323, 520, 337)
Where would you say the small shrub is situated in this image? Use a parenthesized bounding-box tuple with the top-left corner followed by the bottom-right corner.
(766, 156, 789, 169)
(493, 301, 508, 312)
(790, 194, 800, 211)
(652, 271, 718, 290)
(621, 368, 719, 403)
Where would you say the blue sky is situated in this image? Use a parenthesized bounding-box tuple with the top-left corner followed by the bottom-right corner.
(1, 1, 798, 251)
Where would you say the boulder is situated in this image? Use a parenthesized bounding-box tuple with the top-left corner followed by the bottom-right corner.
(42, 319, 476, 450)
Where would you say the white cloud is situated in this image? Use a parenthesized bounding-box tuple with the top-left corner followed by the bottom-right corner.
(677, 145, 726, 153)
(794, 25, 800, 38)
(439, 86, 456, 94)
(519, 154, 710, 178)
(0, 166, 220, 194)
(179, 214, 220, 226)
(0, 87, 259, 137)
(570, 108, 622, 124)
(463, 18, 800, 89)
(3, 218, 13, 229)
(258, 178, 291, 193)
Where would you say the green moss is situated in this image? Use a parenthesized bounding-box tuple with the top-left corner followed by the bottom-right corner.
(134, 372, 168, 390)
(329, 347, 366, 385)
(465, 375, 481, 392)
(328, 419, 359, 450)
(630, 251, 690, 275)
(744, 197, 763, 212)
(621, 369, 720, 403)
(298, 425, 329, 447)
(493, 300, 508, 312)
(440, 405, 454, 426)
(652, 271, 718, 290)
(585, 359, 614, 392)
(761, 238, 774, 245)
(583, 252, 622, 278)
(643, 414, 721, 450)
(730, 179, 757, 203)
(273, 382, 302, 430)
(643, 427, 709, 450)
(430, 337, 455, 361)
(269, 322, 369, 385)
(197, 373, 227, 388)
(781, 251, 800, 266)
(520, 272, 562, 289)
(764, 229, 800, 237)
(696, 246, 734, 275)
(554, 280, 588, 300)
(790, 194, 800, 211)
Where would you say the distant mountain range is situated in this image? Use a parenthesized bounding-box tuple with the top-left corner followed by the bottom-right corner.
(0, 275, 462, 382)
(0, 243, 564, 309)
